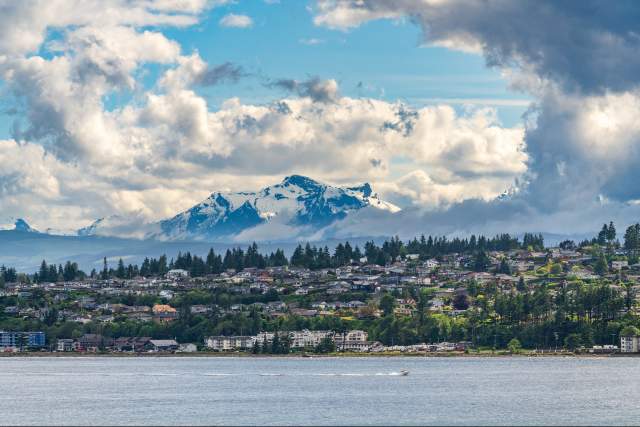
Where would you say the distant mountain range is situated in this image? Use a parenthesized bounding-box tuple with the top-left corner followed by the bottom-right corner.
(29, 175, 400, 241)
(155, 175, 399, 240)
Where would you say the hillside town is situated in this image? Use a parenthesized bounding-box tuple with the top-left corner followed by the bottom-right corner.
(2, 222, 640, 355)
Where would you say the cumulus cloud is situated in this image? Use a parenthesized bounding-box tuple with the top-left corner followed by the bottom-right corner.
(314, 0, 640, 94)
(159, 53, 246, 91)
(0, 0, 535, 239)
(0, 0, 208, 55)
(312, 0, 640, 235)
(219, 13, 253, 28)
(268, 77, 340, 103)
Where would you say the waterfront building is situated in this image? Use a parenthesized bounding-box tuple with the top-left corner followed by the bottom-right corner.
(78, 334, 112, 351)
(289, 330, 333, 349)
(57, 339, 74, 352)
(205, 336, 255, 351)
(621, 335, 640, 353)
(150, 339, 179, 352)
(0, 331, 45, 350)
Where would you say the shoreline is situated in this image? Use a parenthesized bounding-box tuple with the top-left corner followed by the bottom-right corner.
(0, 351, 626, 358)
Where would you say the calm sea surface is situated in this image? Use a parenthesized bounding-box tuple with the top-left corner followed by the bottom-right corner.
(0, 356, 637, 425)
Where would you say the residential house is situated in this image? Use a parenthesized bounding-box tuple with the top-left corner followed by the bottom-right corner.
(152, 304, 178, 323)
(166, 269, 189, 279)
(112, 337, 152, 352)
(78, 334, 112, 351)
(178, 343, 198, 353)
(612, 260, 629, 271)
(56, 339, 75, 352)
(190, 305, 212, 315)
(150, 339, 179, 352)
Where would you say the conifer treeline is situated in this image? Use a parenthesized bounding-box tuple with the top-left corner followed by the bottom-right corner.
(0, 266, 18, 285)
(6, 231, 547, 283)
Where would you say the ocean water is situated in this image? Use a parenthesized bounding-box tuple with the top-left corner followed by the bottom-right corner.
(0, 356, 637, 425)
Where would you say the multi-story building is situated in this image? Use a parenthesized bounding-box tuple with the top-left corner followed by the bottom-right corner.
(0, 331, 45, 350)
(205, 336, 255, 351)
(335, 330, 370, 352)
(621, 335, 640, 353)
(289, 330, 333, 349)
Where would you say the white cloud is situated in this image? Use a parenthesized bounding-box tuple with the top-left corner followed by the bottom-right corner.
(309, 0, 640, 236)
(0, 0, 529, 237)
(219, 13, 253, 28)
(0, 0, 208, 56)
(0, 84, 526, 231)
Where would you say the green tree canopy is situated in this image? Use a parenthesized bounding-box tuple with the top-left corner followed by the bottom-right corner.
(620, 326, 640, 337)
(507, 338, 522, 354)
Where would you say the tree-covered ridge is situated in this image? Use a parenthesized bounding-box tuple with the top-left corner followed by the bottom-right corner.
(3, 232, 544, 283)
(2, 221, 640, 353)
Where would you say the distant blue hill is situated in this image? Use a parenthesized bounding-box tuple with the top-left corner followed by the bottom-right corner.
(0, 230, 383, 273)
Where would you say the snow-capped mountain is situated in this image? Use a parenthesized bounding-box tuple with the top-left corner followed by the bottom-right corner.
(13, 218, 39, 233)
(77, 214, 157, 239)
(0, 218, 39, 233)
(157, 175, 400, 240)
(77, 216, 117, 236)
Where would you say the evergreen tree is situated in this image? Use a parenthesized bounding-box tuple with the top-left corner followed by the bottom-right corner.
(290, 245, 305, 267)
(473, 251, 490, 272)
(101, 257, 109, 280)
(594, 253, 608, 276)
(116, 258, 126, 279)
(597, 223, 608, 246)
(38, 260, 48, 283)
(517, 276, 527, 293)
(498, 258, 512, 275)
(624, 223, 640, 261)
(606, 221, 617, 245)
(271, 330, 281, 354)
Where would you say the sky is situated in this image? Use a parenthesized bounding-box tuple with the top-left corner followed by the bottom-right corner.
(0, 0, 639, 240)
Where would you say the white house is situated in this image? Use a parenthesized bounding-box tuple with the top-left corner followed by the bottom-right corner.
(166, 269, 189, 279)
(57, 339, 74, 352)
(425, 259, 440, 270)
(150, 339, 179, 352)
(612, 260, 629, 271)
(178, 343, 198, 353)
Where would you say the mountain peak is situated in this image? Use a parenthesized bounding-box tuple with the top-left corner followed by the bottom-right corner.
(347, 183, 372, 198)
(157, 175, 400, 241)
(14, 218, 38, 233)
(281, 174, 322, 190)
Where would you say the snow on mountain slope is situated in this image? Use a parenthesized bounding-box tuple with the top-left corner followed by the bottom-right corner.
(77, 214, 158, 239)
(13, 218, 39, 233)
(157, 175, 400, 240)
(0, 218, 39, 233)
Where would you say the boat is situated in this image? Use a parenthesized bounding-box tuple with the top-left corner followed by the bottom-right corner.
(400, 369, 409, 376)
